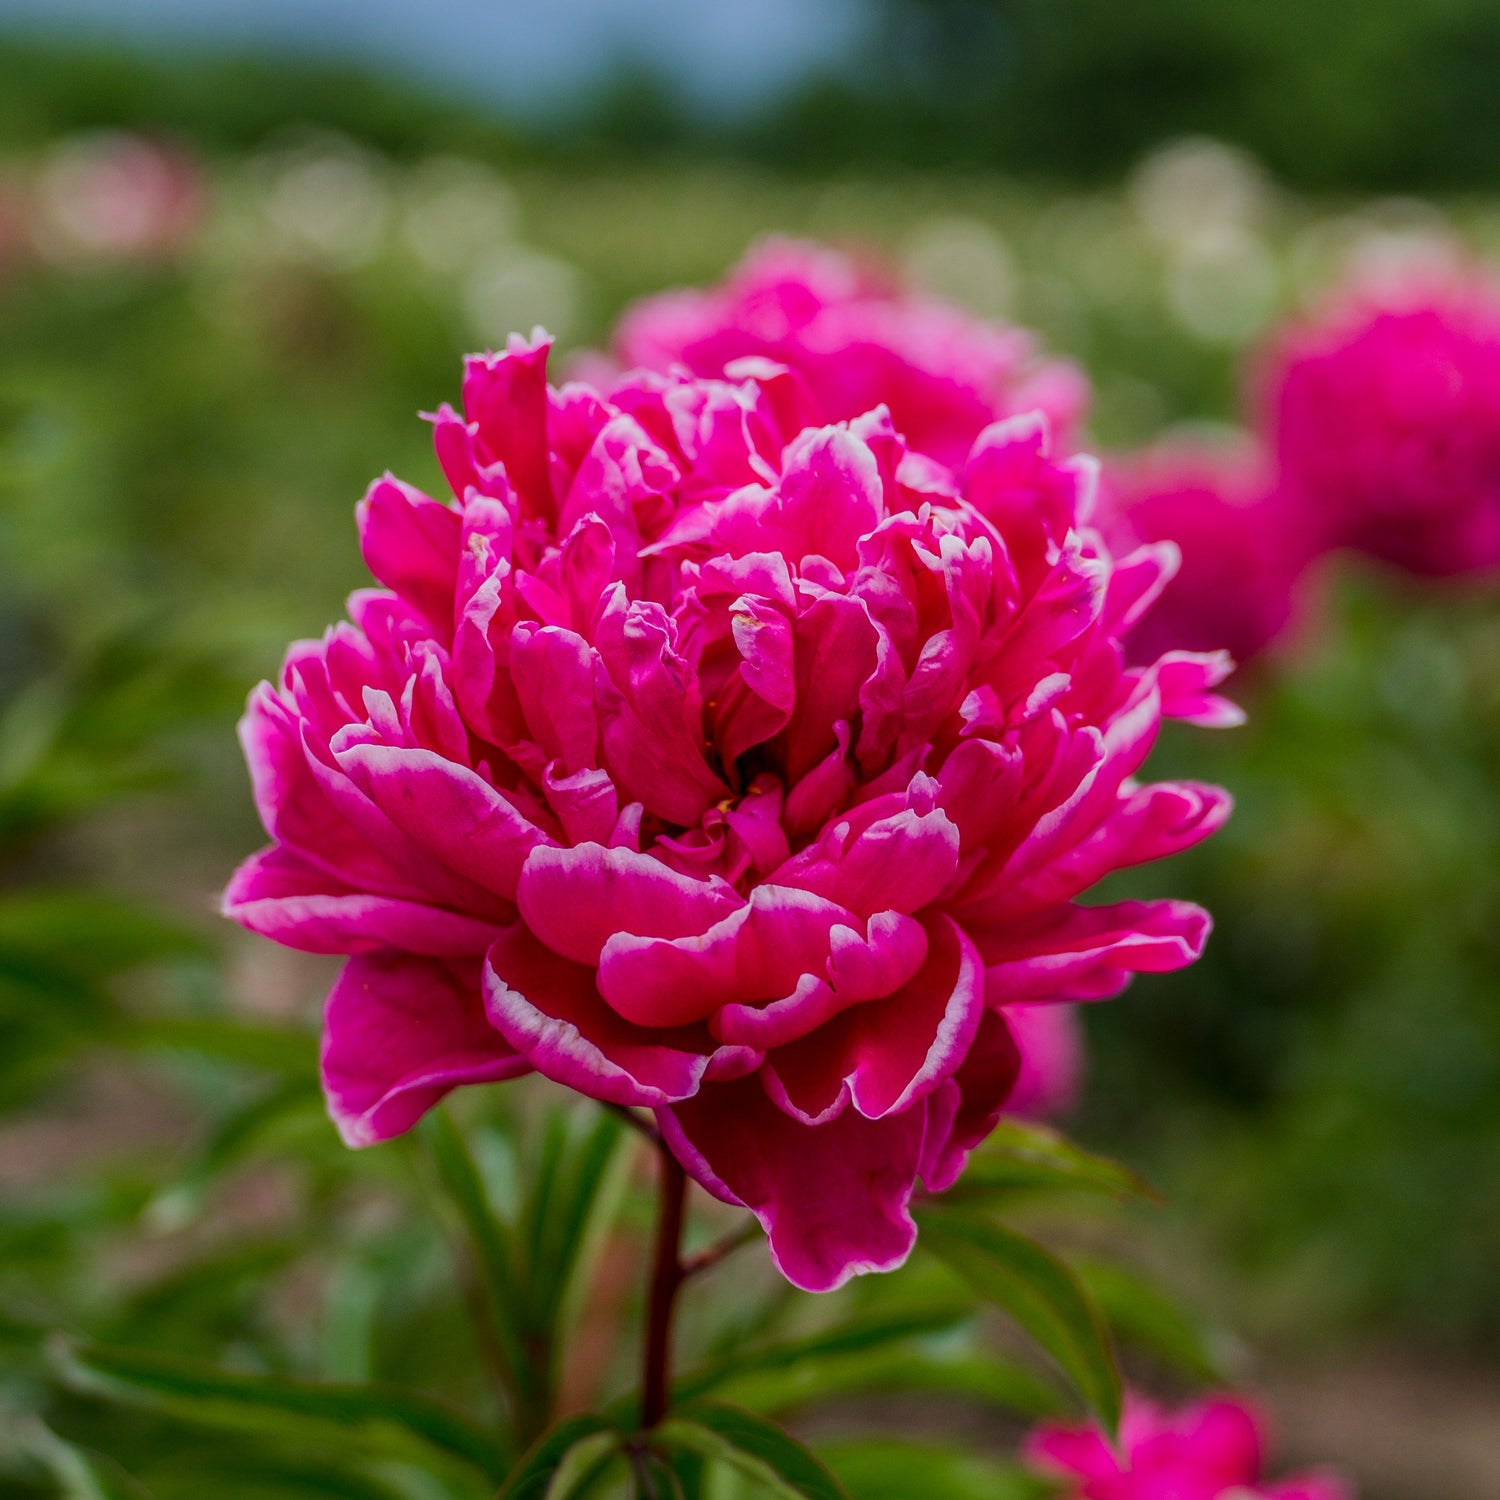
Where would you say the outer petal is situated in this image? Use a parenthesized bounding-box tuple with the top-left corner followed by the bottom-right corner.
(322, 952, 528, 1147)
(978, 899, 1212, 1005)
(356, 477, 461, 633)
(483, 924, 721, 1107)
(225, 846, 500, 955)
(334, 741, 556, 901)
(658, 1076, 928, 1292)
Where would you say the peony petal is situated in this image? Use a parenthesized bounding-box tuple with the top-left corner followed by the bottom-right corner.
(225, 846, 501, 955)
(517, 842, 743, 966)
(658, 1076, 928, 1292)
(761, 912, 984, 1124)
(483, 925, 718, 1107)
(978, 899, 1212, 1004)
(596, 883, 857, 1028)
(920, 1009, 1023, 1191)
(356, 476, 462, 633)
(462, 334, 554, 520)
(334, 741, 555, 901)
(322, 952, 528, 1147)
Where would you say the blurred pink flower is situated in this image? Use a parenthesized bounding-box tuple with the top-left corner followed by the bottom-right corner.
(1260, 266, 1500, 576)
(611, 236, 1088, 470)
(1097, 440, 1312, 669)
(1001, 1002, 1083, 1118)
(225, 334, 1232, 1292)
(1025, 1391, 1354, 1500)
(32, 133, 205, 263)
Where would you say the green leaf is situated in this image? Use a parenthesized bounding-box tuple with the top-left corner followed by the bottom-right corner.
(817, 1438, 1056, 1500)
(658, 1401, 847, 1500)
(11, 1418, 155, 1500)
(674, 1306, 972, 1402)
(708, 1346, 1067, 1422)
(418, 1109, 536, 1432)
(943, 1121, 1158, 1204)
(1073, 1258, 1234, 1384)
(54, 1339, 509, 1483)
(497, 1414, 621, 1500)
(915, 1207, 1121, 1433)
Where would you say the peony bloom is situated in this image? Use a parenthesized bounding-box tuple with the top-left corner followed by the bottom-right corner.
(1096, 440, 1311, 670)
(1260, 267, 1500, 576)
(611, 237, 1088, 471)
(225, 332, 1232, 1292)
(1024, 1391, 1354, 1500)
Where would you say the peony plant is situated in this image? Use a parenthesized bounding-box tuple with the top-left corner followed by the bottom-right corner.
(210, 246, 1363, 1495)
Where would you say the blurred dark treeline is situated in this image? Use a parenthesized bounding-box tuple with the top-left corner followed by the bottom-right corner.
(7, 0, 1500, 189)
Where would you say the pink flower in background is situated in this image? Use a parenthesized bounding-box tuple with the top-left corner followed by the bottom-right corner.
(1025, 1391, 1353, 1500)
(612, 236, 1088, 470)
(1096, 440, 1312, 670)
(225, 331, 1232, 1292)
(1261, 266, 1500, 576)
(1001, 1002, 1083, 1118)
(30, 133, 205, 263)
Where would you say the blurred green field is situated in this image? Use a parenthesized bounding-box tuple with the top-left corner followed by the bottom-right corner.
(3, 125, 1500, 1499)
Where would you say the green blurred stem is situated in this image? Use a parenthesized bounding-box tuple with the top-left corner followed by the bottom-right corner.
(641, 1143, 688, 1430)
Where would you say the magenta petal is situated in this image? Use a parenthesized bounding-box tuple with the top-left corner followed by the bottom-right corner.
(225, 846, 500, 955)
(763, 913, 985, 1124)
(978, 899, 1212, 1004)
(322, 952, 528, 1147)
(920, 1008, 1023, 1191)
(658, 1076, 927, 1292)
(596, 883, 854, 1027)
(462, 335, 554, 520)
(334, 742, 555, 901)
(357, 477, 461, 633)
(483, 924, 715, 1107)
(518, 842, 743, 966)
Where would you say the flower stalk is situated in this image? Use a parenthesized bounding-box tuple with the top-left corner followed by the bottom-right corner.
(641, 1143, 688, 1429)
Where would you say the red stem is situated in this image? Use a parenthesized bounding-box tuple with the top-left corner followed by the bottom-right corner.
(640, 1143, 687, 1429)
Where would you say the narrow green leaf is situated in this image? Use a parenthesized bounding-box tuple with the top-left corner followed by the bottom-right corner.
(943, 1121, 1158, 1204)
(817, 1438, 1056, 1500)
(658, 1401, 847, 1500)
(13, 1417, 155, 1500)
(497, 1414, 620, 1500)
(674, 1306, 972, 1403)
(1073, 1258, 1234, 1384)
(709, 1346, 1067, 1421)
(54, 1339, 508, 1482)
(419, 1109, 536, 1432)
(915, 1208, 1121, 1433)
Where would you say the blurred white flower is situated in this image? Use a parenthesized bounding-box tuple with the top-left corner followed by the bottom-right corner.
(400, 156, 519, 276)
(904, 215, 1017, 317)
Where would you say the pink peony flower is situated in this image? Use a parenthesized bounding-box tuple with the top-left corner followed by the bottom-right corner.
(1025, 1391, 1354, 1500)
(1096, 440, 1311, 669)
(224, 332, 1232, 1292)
(1260, 266, 1500, 576)
(611, 237, 1088, 471)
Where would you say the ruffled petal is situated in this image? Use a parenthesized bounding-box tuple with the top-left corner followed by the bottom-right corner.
(224, 846, 500, 955)
(658, 1076, 928, 1292)
(322, 952, 528, 1146)
(483, 924, 720, 1107)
